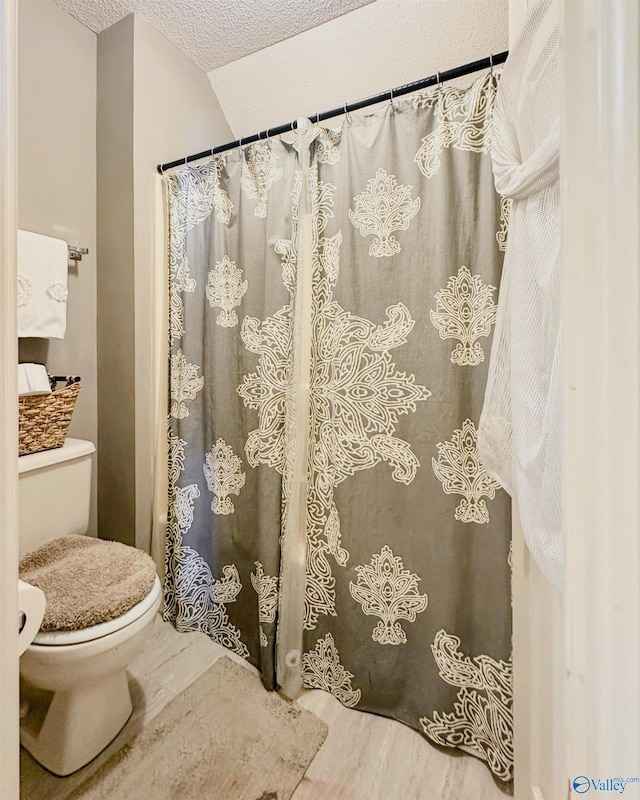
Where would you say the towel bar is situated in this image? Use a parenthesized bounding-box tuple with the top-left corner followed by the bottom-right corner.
(68, 245, 88, 262)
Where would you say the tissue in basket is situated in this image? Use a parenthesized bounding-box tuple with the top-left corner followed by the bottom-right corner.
(18, 376, 81, 456)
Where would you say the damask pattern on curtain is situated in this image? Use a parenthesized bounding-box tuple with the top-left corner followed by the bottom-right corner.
(164, 71, 513, 782)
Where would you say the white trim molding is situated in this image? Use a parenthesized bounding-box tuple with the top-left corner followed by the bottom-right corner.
(0, 0, 19, 796)
(562, 0, 640, 794)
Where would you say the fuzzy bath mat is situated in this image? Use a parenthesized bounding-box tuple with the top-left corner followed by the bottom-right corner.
(32, 657, 327, 800)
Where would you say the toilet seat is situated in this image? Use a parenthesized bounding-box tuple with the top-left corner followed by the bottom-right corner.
(32, 576, 162, 646)
(20, 534, 157, 633)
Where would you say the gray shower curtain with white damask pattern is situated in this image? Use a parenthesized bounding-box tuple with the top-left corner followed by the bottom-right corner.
(164, 71, 513, 782)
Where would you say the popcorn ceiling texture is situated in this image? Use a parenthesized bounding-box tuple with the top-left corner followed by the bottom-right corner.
(52, 0, 377, 71)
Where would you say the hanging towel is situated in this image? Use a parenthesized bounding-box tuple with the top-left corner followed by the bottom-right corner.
(17, 230, 69, 339)
(18, 363, 51, 397)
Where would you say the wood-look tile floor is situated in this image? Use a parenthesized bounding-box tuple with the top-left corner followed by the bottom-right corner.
(20, 615, 511, 800)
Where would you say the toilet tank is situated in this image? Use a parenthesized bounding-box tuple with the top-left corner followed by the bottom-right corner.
(19, 438, 95, 559)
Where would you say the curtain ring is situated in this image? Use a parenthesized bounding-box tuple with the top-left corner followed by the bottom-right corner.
(489, 53, 494, 79)
(344, 102, 352, 124)
(389, 86, 395, 110)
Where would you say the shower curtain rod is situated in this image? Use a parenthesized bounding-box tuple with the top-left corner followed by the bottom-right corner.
(157, 50, 508, 174)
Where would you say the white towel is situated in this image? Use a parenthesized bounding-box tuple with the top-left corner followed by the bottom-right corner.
(18, 364, 51, 397)
(17, 230, 69, 339)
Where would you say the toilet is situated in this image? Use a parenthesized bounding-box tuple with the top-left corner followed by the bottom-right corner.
(18, 438, 162, 777)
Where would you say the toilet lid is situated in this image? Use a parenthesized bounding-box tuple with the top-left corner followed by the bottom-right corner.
(19, 534, 158, 632)
(32, 576, 162, 646)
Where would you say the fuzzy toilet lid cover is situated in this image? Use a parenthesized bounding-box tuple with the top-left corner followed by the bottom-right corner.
(19, 535, 157, 632)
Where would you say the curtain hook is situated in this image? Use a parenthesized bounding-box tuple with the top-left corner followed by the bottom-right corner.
(489, 53, 494, 79)
(344, 102, 352, 124)
(389, 86, 395, 110)
(316, 112, 321, 125)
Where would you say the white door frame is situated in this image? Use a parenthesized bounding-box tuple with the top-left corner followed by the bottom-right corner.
(510, 2, 640, 798)
(562, 0, 640, 793)
(0, 0, 19, 797)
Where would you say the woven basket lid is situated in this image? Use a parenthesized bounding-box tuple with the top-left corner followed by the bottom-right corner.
(19, 535, 157, 632)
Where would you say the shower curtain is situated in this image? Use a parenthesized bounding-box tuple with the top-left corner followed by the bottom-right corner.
(164, 71, 513, 782)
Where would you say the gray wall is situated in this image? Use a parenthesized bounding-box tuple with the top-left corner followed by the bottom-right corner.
(18, 0, 231, 548)
(18, 0, 98, 536)
(97, 14, 232, 547)
(96, 15, 136, 545)
(133, 15, 233, 554)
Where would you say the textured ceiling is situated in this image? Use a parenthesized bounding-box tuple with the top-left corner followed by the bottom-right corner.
(52, 0, 378, 71)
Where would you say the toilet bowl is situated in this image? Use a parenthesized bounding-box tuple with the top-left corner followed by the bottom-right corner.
(18, 439, 163, 776)
(20, 576, 161, 776)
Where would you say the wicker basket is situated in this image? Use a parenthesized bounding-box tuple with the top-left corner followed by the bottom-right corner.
(18, 375, 81, 457)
